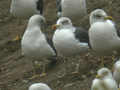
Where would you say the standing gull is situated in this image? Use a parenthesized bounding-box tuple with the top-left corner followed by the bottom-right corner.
(88, 9, 120, 66)
(10, 0, 43, 41)
(91, 68, 118, 90)
(113, 60, 120, 88)
(21, 15, 57, 78)
(52, 17, 89, 57)
(56, 0, 87, 24)
(29, 83, 51, 90)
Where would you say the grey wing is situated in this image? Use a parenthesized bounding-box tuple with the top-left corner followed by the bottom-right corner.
(74, 27, 91, 48)
(74, 27, 89, 43)
(114, 23, 120, 38)
(36, 0, 43, 14)
(56, 0, 62, 12)
(44, 33, 57, 56)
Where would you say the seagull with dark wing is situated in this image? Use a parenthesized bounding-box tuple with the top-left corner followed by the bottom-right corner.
(52, 17, 89, 57)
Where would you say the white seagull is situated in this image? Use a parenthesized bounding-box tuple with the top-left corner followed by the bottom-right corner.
(91, 68, 118, 90)
(10, 0, 43, 18)
(52, 17, 89, 57)
(10, 0, 43, 41)
(29, 83, 51, 90)
(21, 15, 57, 78)
(56, 0, 87, 24)
(113, 60, 120, 88)
(88, 9, 120, 66)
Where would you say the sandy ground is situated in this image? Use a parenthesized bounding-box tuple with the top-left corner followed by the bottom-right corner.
(0, 0, 120, 90)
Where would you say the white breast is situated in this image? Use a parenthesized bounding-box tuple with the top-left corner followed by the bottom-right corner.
(53, 28, 88, 56)
(21, 27, 56, 59)
(89, 21, 120, 55)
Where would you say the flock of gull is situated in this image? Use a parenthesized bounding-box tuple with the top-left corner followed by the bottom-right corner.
(9, 0, 120, 90)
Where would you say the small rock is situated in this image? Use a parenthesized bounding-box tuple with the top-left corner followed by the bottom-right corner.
(22, 80, 28, 83)
(90, 70, 95, 74)
(81, 75, 87, 79)
(64, 83, 74, 88)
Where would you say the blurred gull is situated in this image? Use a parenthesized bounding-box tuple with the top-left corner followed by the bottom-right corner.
(56, 0, 87, 24)
(91, 68, 118, 90)
(29, 83, 51, 90)
(113, 60, 120, 88)
(10, 0, 43, 18)
(10, 0, 43, 41)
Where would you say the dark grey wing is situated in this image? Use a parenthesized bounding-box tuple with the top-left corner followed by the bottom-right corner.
(74, 27, 91, 48)
(36, 0, 43, 14)
(74, 27, 89, 43)
(56, 0, 62, 12)
(114, 22, 120, 38)
(45, 33, 57, 56)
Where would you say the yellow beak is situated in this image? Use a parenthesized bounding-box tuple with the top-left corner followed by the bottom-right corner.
(104, 16, 113, 21)
(52, 24, 60, 30)
(96, 75, 102, 79)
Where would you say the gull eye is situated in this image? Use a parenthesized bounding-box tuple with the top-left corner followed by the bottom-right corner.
(95, 14, 102, 18)
(61, 20, 69, 25)
(102, 71, 108, 76)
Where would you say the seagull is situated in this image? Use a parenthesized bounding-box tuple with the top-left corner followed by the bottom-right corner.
(56, 0, 87, 24)
(21, 15, 57, 78)
(52, 17, 89, 57)
(113, 60, 120, 88)
(10, 0, 43, 41)
(88, 9, 120, 66)
(10, 0, 43, 18)
(91, 67, 118, 90)
(29, 83, 51, 90)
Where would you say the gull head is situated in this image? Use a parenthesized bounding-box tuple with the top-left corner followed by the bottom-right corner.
(28, 14, 46, 29)
(96, 67, 112, 79)
(29, 83, 51, 90)
(89, 9, 109, 25)
(52, 17, 72, 30)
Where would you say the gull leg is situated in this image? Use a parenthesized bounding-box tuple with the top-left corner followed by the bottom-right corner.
(40, 64, 47, 77)
(29, 62, 40, 80)
(100, 56, 104, 67)
(29, 61, 46, 80)
(72, 63, 80, 75)
(12, 35, 21, 41)
(118, 83, 120, 90)
(112, 55, 115, 65)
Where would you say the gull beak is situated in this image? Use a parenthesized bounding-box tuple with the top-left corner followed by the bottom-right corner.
(104, 16, 113, 21)
(52, 24, 60, 30)
(96, 75, 102, 79)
